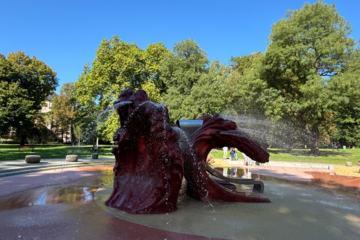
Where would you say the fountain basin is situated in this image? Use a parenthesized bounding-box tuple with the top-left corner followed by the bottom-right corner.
(95, 174, 360, 240)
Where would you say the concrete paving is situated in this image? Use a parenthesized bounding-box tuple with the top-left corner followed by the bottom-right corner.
(0, 159, 359, 239)
(0, 166, 210, 240)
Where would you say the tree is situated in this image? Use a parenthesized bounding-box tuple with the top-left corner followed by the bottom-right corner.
(52, 83, 77, 143)
(328, 50, 360, 147)
(162, 39, 262, 122)
(75, 36, 168, 108)
(0, 52, 58, 145)
(258, 1, 357, 154)
(175, 60, 231, 120)
(161, 38, 224, 121)
(75, 36, 167, 141)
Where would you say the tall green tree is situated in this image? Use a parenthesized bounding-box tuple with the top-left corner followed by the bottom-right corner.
(0, 52, 58, 145)
(75, 36, 167, 141)
(258, 1, 357, 154)
(226, 52, 266, 114)
(162, 38, 226, 121)
(328, 50, 360, 147)
(75, 36, 168, 108)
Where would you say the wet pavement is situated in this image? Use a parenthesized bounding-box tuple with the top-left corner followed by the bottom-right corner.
(0, 165, 359, 239)
(0, 167, 212, 240)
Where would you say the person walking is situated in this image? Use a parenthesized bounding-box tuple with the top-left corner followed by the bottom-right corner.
(230, 148, 235, 160)
(232, 148, 238, 160)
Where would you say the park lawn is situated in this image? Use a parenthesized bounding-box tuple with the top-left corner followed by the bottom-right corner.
(1, 144, 359, 165)
(209, 148, 360, 165)
(0, 144, 114, 161)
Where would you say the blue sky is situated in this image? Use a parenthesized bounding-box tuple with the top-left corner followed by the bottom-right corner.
(1, 0, 359, 93)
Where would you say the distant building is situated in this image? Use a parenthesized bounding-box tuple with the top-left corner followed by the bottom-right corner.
(40, 93, 57, 130)
(40, 93, 71, 143)
(41, 93, 57, 113)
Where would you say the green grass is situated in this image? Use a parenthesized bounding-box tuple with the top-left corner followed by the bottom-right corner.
(209, 148, 360, 165)
(0, 144, 114, 161)
(1, 144, 359, 165)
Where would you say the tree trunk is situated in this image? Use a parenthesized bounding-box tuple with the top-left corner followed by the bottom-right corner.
(20, 132, 26, 146)
(309, 126, 320, 155)
(70, 123, 74, 144)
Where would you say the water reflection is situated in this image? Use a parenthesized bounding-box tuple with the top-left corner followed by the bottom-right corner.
(1, 165, 359, 212)
(213, 167, 360, 200)
(0, 167, 114, 211)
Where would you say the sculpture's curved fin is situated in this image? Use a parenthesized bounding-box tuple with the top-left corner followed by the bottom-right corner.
(183, 114, 270, 203)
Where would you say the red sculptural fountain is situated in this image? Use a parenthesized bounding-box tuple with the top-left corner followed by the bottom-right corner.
(105, 89, 270, 214)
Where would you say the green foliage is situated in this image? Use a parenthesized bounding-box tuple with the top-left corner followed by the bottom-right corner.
(27, 112, 57, 144)
(176, 60, 231, 119)
(161, 38, 209, 95)
(52, 83, 77, 142)
(225, 52, 266, 114)
(230, 52, 261, 75)
(162, 39, 234, 121)
(328, 50, 360, 146)
(0, 51, 58, 144)
(140, 80, 163, 103)
(74, 36, 168, 141)
(75, 36, 168, 109)
(0, 81, 34, 135)
(257, 1, 358, 153)
(100, 111, 120, 142)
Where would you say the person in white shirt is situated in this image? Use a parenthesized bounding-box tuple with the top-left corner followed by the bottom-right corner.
(223, 146, 228, 160)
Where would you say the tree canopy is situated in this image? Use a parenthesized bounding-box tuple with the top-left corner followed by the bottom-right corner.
(13, 0, 355, 151)
(256, 0, 358, 154)
(75, 36, 168, 109)
(162, 39, 238, 121)
(74, 36, 167, 142)
(328, 50, 360, 146)
(0, 51, 58, 144)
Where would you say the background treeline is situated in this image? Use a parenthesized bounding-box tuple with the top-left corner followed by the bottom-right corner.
(1, 1, 359, 154)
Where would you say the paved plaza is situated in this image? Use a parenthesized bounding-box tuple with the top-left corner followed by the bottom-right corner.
(0, 157, 359, 239)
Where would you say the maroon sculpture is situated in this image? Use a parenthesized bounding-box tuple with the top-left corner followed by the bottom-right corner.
(106, 89, 270, 214)
(105, 89, 184, 214)
(183, 114, 270, 203)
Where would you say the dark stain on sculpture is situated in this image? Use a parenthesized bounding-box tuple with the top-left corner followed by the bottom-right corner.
(106, 89, 270, 214)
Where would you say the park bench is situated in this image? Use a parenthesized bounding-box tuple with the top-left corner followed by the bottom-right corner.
(18, 145, 35, 152)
